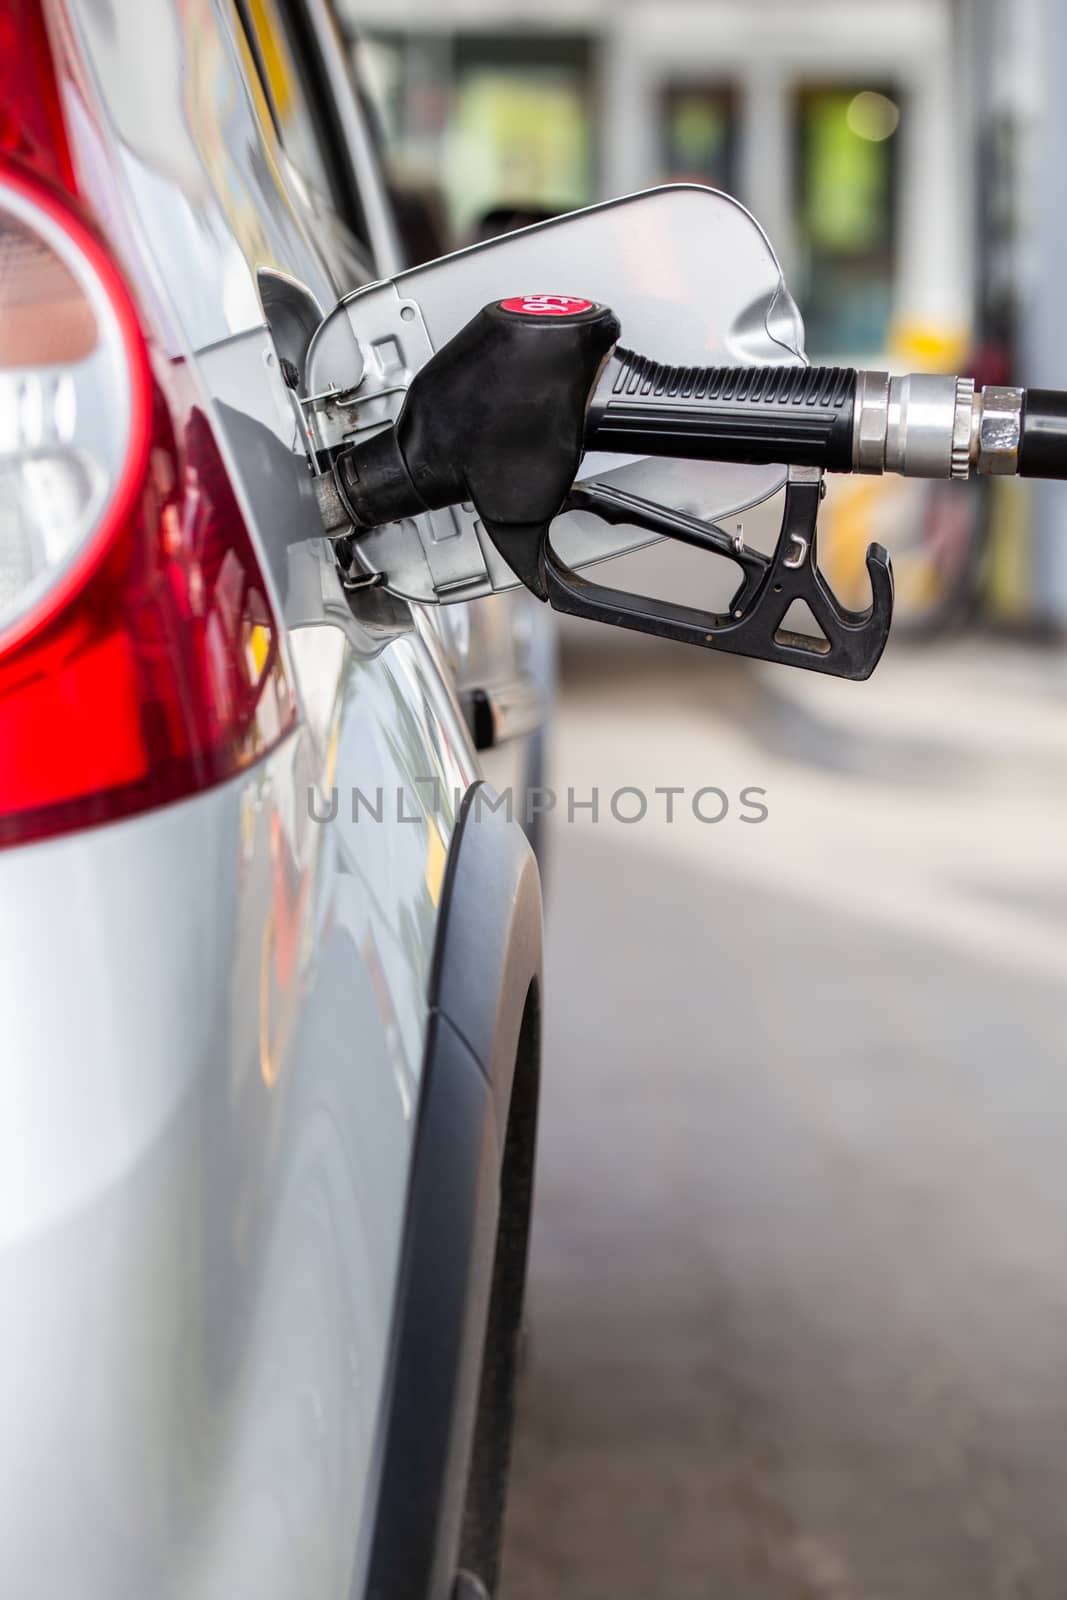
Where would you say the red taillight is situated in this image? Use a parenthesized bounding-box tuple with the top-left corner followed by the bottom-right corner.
(0, 0, 73, 192)
(0, 10, 296, 848)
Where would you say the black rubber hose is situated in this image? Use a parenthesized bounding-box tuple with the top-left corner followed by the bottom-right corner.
(1020, 389, 1067, 479)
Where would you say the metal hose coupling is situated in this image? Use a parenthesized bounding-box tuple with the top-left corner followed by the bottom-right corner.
(853, 371, 1025, 479)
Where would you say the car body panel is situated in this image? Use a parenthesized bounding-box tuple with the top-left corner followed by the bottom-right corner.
(0, 605, 476, 1594)
(0, 1, 542, 1593)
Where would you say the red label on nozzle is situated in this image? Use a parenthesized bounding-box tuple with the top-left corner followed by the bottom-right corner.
(499, 295, 594, 316)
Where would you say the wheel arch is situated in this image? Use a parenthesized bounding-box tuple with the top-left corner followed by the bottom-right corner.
(359, 782, 544, 1600)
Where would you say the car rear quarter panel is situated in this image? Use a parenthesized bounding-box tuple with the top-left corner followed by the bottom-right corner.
(0, 1, 493, 1594)
(0, 605, 479, 1595)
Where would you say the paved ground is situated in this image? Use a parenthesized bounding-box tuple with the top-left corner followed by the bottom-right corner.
(497, 632, 1067, 1600)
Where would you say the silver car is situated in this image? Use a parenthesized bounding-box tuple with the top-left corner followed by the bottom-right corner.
(0, 3, 547, 1596)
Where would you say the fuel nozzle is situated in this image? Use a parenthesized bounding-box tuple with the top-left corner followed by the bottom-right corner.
(329, 295, 621, 598)
(318, 294, 1067, 683)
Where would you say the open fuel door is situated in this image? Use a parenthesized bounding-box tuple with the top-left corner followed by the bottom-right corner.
(302, 185, 803, 606)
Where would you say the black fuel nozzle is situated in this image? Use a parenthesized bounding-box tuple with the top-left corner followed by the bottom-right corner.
(326, 295, 899, 678)
(324, 293, 1067, 680)
(327, 296, 895, 679)
(333, 296, 620, 599)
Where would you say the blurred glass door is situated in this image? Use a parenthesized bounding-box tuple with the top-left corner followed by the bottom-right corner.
(657, 83, 740, 195)
(449, 36, 594, 238)
(792, 85, 901, 357)
(354, 29, 594, 249)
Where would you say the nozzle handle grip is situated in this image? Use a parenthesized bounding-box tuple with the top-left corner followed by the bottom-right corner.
(586, 350, 858, 471)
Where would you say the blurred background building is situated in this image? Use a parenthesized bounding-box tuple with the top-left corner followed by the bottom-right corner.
(335, 0, 1067, 631)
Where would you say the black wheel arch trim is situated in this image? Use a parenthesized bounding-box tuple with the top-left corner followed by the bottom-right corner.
(358, 782, 544, 1600)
